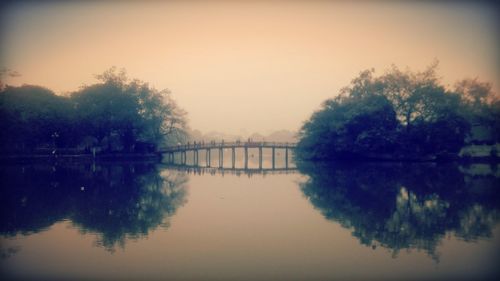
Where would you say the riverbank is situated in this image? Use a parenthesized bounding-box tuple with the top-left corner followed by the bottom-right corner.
(0, 153, 161, 164)
(297, 143, 500, 163)
(299, 152, 499, 163)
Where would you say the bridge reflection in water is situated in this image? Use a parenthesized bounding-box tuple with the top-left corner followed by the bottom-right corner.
(162, 164, 298, 177)
(159, 141, 296, 170)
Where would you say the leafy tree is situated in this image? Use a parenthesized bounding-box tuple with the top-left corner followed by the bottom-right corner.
(297, 64, 486, 160)
(0, 67, 187, 154)
(454, 78, 499, 143)
(0, 85, 73, 152)
(298, 93, 398, 160)
(455, 78, 493, 110)
(71, 68, 187, 151)
(71, 81, 142, 151)
(379, 63, 442, 128)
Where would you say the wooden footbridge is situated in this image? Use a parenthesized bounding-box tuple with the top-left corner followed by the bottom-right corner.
(159, 141, 296, 169)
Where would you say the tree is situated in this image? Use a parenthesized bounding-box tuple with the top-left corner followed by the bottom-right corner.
(0, 67, 188, 154)
(454, 78, 499, 144)
(455, 78, 492, 110)
(379, 63, 442, 129)
(297, 63, 480, 160)
(71, 81, 142, 151)
(0, 85, 73, 152)
(297, 93, 398, 160)
(71, 68, 187, 151)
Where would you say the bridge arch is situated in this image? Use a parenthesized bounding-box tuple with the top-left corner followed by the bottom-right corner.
(159, 141, 296, 170)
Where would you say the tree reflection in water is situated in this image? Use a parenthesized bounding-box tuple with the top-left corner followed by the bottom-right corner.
(297, 161, 500, 261)
(0, 162, 188, 252)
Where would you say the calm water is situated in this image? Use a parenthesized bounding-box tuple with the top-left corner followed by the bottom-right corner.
(1, 155, 499, 281)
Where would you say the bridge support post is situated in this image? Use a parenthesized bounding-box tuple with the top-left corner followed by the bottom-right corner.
(194, 150, 198, 165)
(259, 147, 262, 170)
(231, 147, 235, 169)
(219, 148, 223, 168)
(244, 146, 248, 169)
(285, 148, 289, 169)
(207, 149, 211, 167)
(272, 147, 275, 170)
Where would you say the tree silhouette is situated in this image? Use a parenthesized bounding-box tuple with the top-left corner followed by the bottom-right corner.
(297, 64, 497, 160)
(0, 67, 187, 154)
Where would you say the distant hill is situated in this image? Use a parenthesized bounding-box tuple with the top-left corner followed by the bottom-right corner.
(187, 129, 297, 143)
(265, 130, 298, 142)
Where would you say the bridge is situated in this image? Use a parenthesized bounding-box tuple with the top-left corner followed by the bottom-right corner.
(159, 141, 297, 169)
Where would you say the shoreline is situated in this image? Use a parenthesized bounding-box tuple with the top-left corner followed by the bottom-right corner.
(0, 153, 161, 164)
(294, 154, 500, 164)
(1, 153, 498, 165)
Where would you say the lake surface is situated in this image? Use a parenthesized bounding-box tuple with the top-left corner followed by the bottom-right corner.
(1, 154, 499, 281)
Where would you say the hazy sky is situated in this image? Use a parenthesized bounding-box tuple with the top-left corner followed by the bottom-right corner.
(1, 0, 498, 135)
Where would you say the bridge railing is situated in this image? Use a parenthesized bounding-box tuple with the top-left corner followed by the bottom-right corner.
(159, 141, 297, 152)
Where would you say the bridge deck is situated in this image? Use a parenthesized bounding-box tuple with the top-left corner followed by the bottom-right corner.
(159, 141, 296, 153)
(161, 164, 298, 176)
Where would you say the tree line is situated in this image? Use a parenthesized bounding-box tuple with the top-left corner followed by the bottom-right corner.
(297, 63, 500, 160)
(0, 68, 187, 154)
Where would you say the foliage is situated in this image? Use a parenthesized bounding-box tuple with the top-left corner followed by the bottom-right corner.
(298, 94, 398, 159)
(0, 85, 73, 151)
(0, 68, 187, 154)
(297, 64, 496, 160)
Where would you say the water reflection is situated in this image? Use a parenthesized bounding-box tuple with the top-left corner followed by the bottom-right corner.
(162, 163, 298, 177)
(0, 162, 188, 252)
(297, 161, 500, 261)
